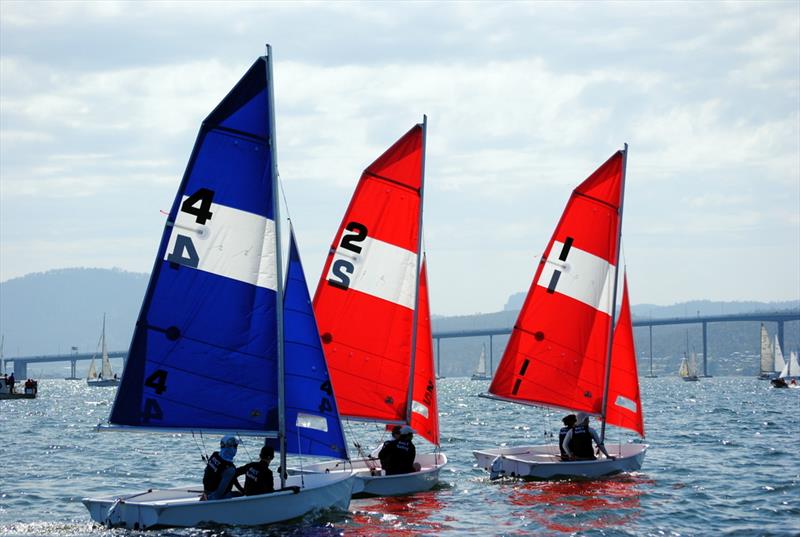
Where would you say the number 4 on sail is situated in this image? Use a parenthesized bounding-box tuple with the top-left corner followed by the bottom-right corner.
(473, 146, 648, 480)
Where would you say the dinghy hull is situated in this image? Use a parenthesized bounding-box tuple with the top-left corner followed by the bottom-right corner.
(83, 472, 354, 529)
(293, 452, 446, 497)
(473, 443, 647, 480)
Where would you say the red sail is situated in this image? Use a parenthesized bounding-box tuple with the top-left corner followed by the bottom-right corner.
(488, 150, 625, 415)
(606, 275, 644, 436)
(313, 125, 424, 423)
(410, 261, 439, 445)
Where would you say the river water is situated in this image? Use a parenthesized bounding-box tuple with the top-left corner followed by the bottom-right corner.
(1, 377, 798, 536)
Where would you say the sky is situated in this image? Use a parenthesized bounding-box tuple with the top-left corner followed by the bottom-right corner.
(1, 1, 798, 316)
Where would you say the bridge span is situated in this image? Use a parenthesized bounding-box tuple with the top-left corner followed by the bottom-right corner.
(431, 311, 799, 378)
(3, 311, 798, 379)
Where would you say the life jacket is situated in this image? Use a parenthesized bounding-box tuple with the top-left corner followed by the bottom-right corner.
(569, 425, 596, 459)
(378, 439, 397, 471)
(558, 426, 572, 459)
(203, 451, 234, 493)
(386, 439, 415, 475)
(244, 461, 274, 495)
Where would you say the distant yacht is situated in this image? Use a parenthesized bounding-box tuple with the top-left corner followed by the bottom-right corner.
(87, 315, 119, 387)
(471, 344, 491, 380)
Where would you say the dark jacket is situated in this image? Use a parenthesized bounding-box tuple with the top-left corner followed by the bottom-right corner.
(569, 425, 596, 459)
(241, 460, 274, 496)
(203, 451, 236, 497)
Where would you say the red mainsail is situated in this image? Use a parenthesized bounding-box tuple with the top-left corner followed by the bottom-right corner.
(605, 274, 644, 436)
(313, 124, 427, 426)
(409, 261, 439, 445)
(489, 150, 626, 416)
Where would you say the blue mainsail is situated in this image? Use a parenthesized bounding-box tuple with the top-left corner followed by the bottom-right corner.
(110, 57, 279, 431)
(270, 230, 348, 458)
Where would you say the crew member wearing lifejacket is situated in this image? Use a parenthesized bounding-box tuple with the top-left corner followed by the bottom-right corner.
(558, 414, 578, 461)
(380, 425, 420, 475)
(202, 435, 244, 500)
(562, 413, 615, 461)
(238, 445, 275, 496)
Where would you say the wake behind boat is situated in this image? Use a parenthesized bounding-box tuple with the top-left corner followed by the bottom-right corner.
(307, 120, 447, 497)
(473, 146, 648, 480)
(82, 49, 354, 529)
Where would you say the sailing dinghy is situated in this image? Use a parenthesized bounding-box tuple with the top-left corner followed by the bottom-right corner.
(473, 146, 648, 480)
(82, 49, 354, 529)
(303, 120, 447, 497)
(87, 315, 119, 387)
(758, 324, 776, 379)
(679, 352, 699, 382)
(471, 344, 491, 381)
(772, 351, 800, 388)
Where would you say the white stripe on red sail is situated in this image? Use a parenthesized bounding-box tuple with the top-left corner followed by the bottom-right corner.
(605, 274, 644, 436)
(488, 151, 625, 415)
(409, 261, 439, 445)
(314, 125, 424, 423)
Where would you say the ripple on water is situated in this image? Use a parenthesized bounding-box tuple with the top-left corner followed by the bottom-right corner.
(1, 378, 799, 536)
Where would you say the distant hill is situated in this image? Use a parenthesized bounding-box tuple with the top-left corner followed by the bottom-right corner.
(0, 268, 147, 358)
(504, 291, 799, 318)
(1, 268, 797, 378)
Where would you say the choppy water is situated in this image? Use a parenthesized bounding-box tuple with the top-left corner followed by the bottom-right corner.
(1, 378, 798, 536)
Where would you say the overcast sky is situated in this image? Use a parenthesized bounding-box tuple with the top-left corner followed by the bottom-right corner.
(1, 1, 798, 316)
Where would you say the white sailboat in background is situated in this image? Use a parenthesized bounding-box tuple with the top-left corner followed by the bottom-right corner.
(86, 315, 119, 387)
(471, 344, 491, 380)
(772, 335, 786, 377)
(772, 351, 800, 389)
(758, 323, 776, 380)
(679, 352, 699, 382)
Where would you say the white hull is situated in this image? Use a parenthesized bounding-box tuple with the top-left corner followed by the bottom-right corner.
(473, 443, 647, 480)
(87, 379, 120, 387)
(293, 452, 446, 497)
(83, 472, 354, 529)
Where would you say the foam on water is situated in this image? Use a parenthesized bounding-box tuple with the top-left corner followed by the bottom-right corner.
(1, 378, 798, 536)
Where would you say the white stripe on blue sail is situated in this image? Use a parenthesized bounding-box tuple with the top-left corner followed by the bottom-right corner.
(270, 231, 348, 459)
(110, 58, 279, 431)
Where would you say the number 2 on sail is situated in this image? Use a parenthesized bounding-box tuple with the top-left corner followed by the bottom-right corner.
(327, 221, 367, 289)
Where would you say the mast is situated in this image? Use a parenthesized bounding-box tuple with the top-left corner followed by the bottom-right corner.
(404, 115, 427, 425)
(599, 143, 627, 443)
(265, 45, 287, 488)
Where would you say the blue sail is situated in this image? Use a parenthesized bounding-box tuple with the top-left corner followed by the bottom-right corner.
(110, 57, 280, 431)
(273, 230, 348, 459)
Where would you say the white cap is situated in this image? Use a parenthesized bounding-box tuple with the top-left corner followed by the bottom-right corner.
(576, 412, 589, 424)
(399, 425, 414, 435)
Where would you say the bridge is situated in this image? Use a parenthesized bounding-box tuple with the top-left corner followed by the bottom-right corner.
(431, 311, 800, 378)
(3, 311, 798, 379)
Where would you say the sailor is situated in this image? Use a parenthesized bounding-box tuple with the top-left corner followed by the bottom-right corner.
(238, 445, 275, 496)
(377, 425, 402, 474)
(562, 413, 615, 461)
(558, 414, 578, 461)
(7, 372, 15, 393)
(382, 425, 420, 475)
(202, 435, 244, 500)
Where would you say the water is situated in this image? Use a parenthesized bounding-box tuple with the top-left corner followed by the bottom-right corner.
(1, 378, 798, 536)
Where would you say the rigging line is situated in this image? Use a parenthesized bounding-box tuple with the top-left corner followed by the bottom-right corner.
(278, 176, 291, 224)
(296, 427, 305, 488)
(199, 431, 208, 461)
(191, 431, 207, 462)
(238, 433, 254, 462)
